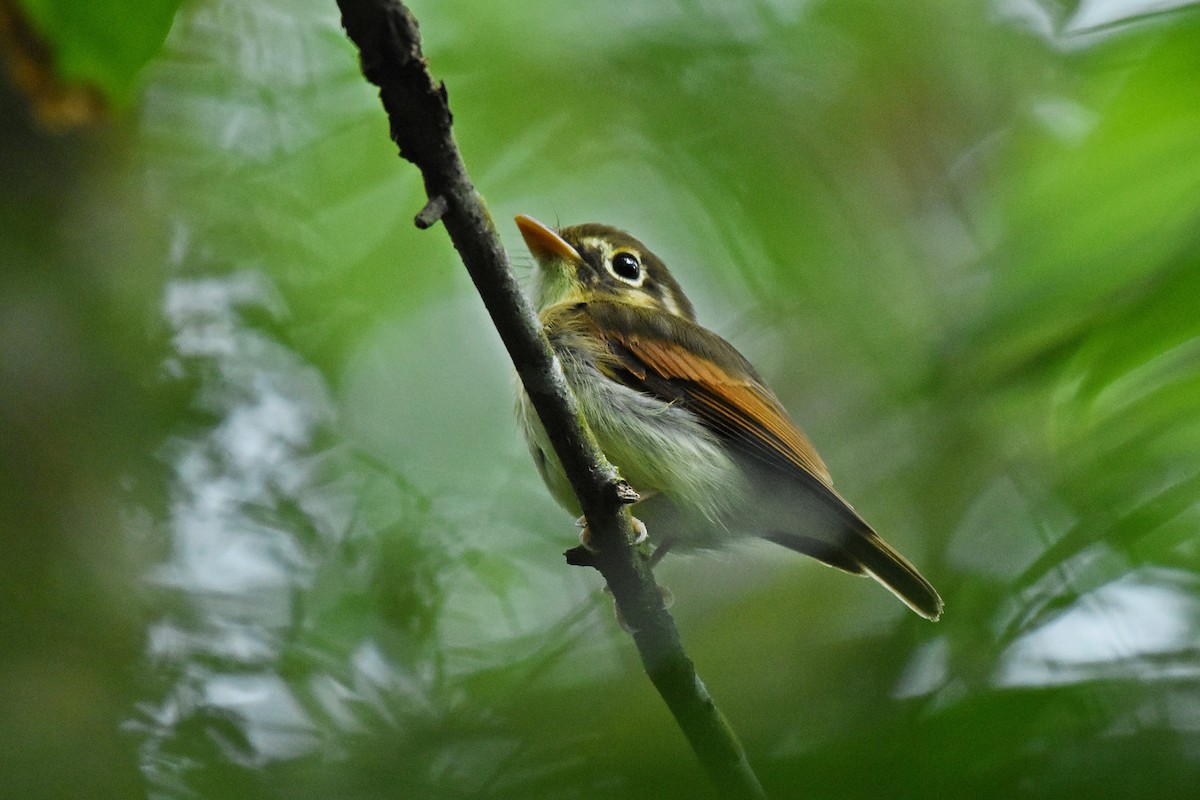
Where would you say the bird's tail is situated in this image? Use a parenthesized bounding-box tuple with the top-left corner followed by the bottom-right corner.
(769, 524, 943, 621)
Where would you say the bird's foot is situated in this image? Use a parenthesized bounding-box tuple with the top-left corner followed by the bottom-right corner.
(574, 515, 598, 552)
(575, 515, 648, 550)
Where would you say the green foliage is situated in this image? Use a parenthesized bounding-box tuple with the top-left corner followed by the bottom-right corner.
(2, 1, 1199, 799)
(20, 0, 181, 102)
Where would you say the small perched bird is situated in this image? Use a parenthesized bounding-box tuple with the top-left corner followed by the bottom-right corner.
(515, 215, 943, 621)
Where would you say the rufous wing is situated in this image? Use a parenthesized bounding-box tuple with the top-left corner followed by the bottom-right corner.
(585, 302, 834, 492)
(581, 301, 943, 620)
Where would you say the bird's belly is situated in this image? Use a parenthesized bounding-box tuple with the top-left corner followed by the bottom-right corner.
(518, 361, 744, 549)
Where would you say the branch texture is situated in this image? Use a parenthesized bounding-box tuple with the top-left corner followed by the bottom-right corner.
(335, 2, 765, 797)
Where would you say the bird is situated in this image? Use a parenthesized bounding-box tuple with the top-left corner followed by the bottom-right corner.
(514, 214, 943, 621)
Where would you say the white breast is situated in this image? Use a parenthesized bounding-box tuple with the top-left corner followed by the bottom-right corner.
(517, 332, 745, 548)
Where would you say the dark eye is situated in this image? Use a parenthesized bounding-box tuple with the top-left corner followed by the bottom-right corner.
(610, 252, 642, 282)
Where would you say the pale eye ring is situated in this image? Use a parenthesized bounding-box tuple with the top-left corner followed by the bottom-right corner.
(609, 251, 643, 284)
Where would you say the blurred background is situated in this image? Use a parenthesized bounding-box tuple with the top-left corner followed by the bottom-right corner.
(2, 0, 1199, 798)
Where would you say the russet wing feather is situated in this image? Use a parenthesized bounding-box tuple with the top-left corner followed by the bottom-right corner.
(575, 301, 944, 621)
(583, 302, 834, 490)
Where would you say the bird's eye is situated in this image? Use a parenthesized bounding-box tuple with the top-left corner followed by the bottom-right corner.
(609, 251, 643, 284)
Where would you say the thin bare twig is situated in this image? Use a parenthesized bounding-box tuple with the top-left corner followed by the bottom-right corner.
(334, 2, 765, 796)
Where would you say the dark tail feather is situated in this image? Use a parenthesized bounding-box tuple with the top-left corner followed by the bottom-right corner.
(769, 527, 944, 621)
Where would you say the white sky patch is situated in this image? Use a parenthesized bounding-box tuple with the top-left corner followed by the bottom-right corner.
(204, 672, 319, 760)
(894, 637, 951, 699)
(1067, 0, 1200, 33)
(995, 569, 1200, 687)
(152, 271, 333, 602)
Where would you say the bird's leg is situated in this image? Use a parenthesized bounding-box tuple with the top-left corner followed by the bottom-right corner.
(576, 490, 672, 632)
(648, 535, 675, 569)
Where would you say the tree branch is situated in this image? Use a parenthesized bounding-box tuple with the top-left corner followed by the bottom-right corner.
(335, 2, 765, 797)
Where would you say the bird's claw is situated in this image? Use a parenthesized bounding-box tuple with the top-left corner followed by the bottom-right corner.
(630, 517, 649, 545)
(576, 518, 598, 552)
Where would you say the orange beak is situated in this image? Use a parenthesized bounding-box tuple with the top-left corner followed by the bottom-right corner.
(515, 215, 582, 265)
